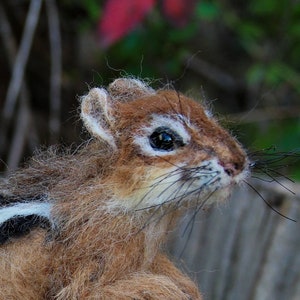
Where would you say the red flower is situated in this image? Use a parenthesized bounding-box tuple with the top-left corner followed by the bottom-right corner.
(162, 0, 196, 27)
(98, 0, 155, 48)
(98, 0, 197, 48)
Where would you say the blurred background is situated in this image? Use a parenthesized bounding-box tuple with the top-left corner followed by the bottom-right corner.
(0, 1, 300, 299)
(0, 0, 299, 173)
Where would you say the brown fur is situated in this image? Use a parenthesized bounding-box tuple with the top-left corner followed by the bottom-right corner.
(0, 78, 248, 299)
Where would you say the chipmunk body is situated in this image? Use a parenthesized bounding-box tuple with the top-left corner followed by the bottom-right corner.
(0, 78, 248, 299)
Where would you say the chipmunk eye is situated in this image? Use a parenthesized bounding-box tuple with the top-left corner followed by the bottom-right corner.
(149, 126, 185, 151)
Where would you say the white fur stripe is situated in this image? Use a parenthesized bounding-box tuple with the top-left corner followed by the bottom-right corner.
(0, 202, 52, 224)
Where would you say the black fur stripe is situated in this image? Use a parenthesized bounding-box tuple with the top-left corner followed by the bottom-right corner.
(0, 215, 50, 245)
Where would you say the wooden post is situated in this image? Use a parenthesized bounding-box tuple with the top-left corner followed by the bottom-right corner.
(169, 181, 300, 300)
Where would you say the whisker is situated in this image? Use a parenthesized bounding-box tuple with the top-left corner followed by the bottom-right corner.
(136, 177, 194, 213)
(182, 189, 216, 236)
(137, 173, 220, 212)
(179, 188, 218, 258)
(176, 91, 184, 117)
(144, 178, 200, 230)
(243, 180, 297, 222)
(257, 167, 295, 183)
(134, 162, 220, 210)
(155, 155, 186, 170)
(249, 150, 300, 168)
(253, 170, 295, 195)
(156, 177, 203, 221)
(248, 147, 299, 199)
(133, 169, 184, 209)
(140, 174, 221, 232)
(143, 169, 183, 189)
(250, 175, 280, 183)
(157, 156, 214, 175)
(162, 95, 181, 117)
(137, 181, 190, 228)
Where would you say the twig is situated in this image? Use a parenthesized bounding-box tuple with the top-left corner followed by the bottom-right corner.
(7, 93, 31, 171)
(0, 3, 16, 155)
(46, 0, 62, 143)
(2, 0, 42, 123)
(0, 2, 40, 169)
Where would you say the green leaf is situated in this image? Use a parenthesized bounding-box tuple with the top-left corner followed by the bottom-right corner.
(168, 24, 198, 42)
(250, 0, 282, 15)
(196, 1, 220, 20)
(238, 22, 264, 41)
(288, 22, 300, 38)
(246, 64, 266, 85)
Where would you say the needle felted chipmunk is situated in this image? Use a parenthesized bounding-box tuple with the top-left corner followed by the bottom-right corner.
(0, 78, 248, 299)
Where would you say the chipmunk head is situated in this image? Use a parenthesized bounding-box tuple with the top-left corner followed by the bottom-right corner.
(81, 78, 249, 211)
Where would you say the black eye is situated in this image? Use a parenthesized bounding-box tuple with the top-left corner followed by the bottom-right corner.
(149, 126, 185, 151)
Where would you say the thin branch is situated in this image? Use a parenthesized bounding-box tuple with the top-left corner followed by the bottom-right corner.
(0, 2, 40, 169)
(2, 0, 42, 123)
(46, 0, 62, 143)
(7, 95, 31, 171)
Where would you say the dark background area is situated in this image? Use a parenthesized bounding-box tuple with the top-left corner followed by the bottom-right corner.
(0, 0, 299, 177)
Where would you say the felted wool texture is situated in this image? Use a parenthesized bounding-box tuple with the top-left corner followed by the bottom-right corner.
(0, 77, 249, 299)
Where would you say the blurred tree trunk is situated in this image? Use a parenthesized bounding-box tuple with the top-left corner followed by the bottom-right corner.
(170, 181, 300, 300)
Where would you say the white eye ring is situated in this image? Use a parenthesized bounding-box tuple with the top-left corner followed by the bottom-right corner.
(134, 114, 191, 156)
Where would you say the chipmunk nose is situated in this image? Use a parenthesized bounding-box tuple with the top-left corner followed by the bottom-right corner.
(219, 162, 243, 177)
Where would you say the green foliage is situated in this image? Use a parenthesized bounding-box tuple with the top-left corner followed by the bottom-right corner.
(237, 119, 300, 180)
(61, 0, 300, 179)
(196, 1, 220, 20)
(69, 0, 300, 98)
(250, 120, 299, 151)
(218, 0, 300, 94)
(99, 8, 201, 83)
(249, 0, 284, 15)
(83, 0, 102, 22)
(60, 0, 102, 30)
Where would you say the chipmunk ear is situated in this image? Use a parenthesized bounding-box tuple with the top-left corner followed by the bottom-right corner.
(108, 78, 155, 102)
(80, 88, 116, 149)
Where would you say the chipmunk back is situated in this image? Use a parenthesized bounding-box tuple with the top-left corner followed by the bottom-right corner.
(0, 78, 248, 299)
